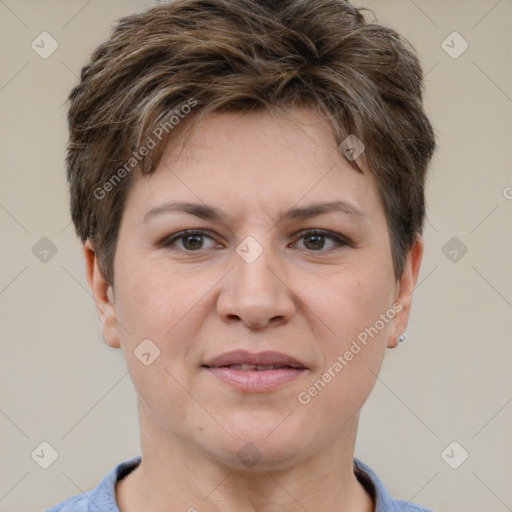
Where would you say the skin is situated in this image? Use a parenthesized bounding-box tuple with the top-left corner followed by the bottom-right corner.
(84, 107, 423, 512)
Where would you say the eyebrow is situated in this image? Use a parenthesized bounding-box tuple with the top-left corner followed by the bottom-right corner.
(143, 199, 367, 224)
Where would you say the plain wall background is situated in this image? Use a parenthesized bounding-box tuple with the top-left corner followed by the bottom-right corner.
(1, 1, 511, 511)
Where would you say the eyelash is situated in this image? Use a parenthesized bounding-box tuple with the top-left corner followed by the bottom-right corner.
(159, 229, 351, 253)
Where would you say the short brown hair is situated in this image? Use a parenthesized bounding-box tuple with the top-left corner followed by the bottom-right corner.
(66, 0, 436, 286)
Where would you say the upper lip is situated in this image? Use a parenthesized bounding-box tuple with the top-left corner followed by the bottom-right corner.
(203, 350, 307, 369)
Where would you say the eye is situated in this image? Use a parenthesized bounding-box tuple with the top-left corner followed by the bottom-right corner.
(159, 228, 351, 253)
(292, 229, 350, 252)
(160, 230, 220, 251)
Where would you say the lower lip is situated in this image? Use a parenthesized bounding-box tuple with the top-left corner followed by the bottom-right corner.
(204, 367, 307, 392)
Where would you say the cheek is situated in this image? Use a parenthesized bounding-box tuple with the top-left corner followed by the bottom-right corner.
(112, 262, 204, 422)
(303, 260, 393, 390)
(113, 259, 182, 347)
(316, 263, 394, 341)
(113, 256, 221, 360)
(296, 275, 390, 422)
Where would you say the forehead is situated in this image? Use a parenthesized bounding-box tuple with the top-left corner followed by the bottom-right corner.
(123, 107, 384, 226)
(166, 107, 348, 173)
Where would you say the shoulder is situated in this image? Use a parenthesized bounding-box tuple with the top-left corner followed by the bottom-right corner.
(353, 458, 435, 512)
(45, 493, 92, 512)
(390, 500, 434, 512)
(43, 456, 142, 512)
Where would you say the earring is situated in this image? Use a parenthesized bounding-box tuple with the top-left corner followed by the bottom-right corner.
(397, 333, 406, 344)
(107, 286, 115, 304)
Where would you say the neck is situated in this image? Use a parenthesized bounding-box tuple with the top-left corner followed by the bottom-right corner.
(116, 401, 374, 512)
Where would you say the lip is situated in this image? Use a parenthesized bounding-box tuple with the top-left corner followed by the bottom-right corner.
(203, 350, 307, 369)
(202, 350, 308, 393)
(204, 367, 307, 392)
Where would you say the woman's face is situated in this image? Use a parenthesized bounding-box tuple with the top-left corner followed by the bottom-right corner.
(87, 107, 421, 470)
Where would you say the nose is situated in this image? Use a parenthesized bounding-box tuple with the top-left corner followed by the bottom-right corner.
(216, 244, 296, 329)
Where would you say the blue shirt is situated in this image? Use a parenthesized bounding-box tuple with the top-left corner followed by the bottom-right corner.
(45, 456, 433, 512)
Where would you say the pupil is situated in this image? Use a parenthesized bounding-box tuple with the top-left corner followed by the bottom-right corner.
(305, 234, 324, 250)
(184, 235, 203, 250)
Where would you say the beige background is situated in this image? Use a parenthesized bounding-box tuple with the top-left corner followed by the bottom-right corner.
(1, 1, 511, 511)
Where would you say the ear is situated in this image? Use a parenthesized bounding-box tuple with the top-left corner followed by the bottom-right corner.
(83, 239, 121, 349)
(387, 234, 424, 349)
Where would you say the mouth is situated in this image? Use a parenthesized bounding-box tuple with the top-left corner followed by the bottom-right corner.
(214, 364, 301, 371)
(203, 350, 307, 369)
(202, 351, 308, 392)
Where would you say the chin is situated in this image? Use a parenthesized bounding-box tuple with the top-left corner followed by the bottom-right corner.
(199, 413, 312, 471)
(210, 441, 305, 472)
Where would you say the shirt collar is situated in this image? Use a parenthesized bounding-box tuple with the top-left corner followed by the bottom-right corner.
(87, 456, 428, 512)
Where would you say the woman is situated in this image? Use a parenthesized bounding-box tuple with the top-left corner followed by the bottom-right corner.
(48, 0, 436, 510)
